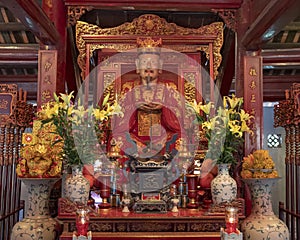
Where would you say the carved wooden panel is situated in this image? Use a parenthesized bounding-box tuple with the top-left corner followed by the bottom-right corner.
(0, 84, 17, 125)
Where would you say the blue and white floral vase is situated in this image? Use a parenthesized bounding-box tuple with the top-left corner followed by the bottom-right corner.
(241, 178, 289, 240)
(11, 178, 61, 240)
(64, 165, 90, 205)
(211, 163, 237, 205)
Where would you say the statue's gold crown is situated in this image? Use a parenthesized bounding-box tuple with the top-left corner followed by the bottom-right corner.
(137, 37, 162, 55)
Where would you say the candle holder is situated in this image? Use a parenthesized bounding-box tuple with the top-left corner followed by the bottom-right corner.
(75, 208, 90, 237)
(171, 198, 179, 212)
(97, 174, 111, 209)
(122, 198, 131, 213)
(186, 174, 199, 208)
(225, 206, 239, 234)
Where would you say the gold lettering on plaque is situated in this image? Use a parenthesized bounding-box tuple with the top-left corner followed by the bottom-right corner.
(249, 80, 256, 90)
(251, 109, 256, 115)
(249, 67, 257, 76)
(44, 60, 52, 72)
(42, 90, 51, 101)
(251, 94, 256, 103)
(44, 75, 52, 84)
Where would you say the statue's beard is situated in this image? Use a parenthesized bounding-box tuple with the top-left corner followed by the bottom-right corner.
(146, 75, 152, 89)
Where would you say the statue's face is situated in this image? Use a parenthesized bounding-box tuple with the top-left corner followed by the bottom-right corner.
(136, 53, 162, 81)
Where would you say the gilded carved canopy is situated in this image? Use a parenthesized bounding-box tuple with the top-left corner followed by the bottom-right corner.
(75, 14, 224, 103)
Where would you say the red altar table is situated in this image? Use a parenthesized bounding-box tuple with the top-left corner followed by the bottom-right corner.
(57, 198, 245, 240)
(59, 232, 221, 240)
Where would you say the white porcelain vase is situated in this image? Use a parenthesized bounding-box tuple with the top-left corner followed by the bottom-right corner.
(210, 163, 237, 205)
(11, 178, 61, 240)
(241, 178, 290, 240)
(64, 165, 90, 205)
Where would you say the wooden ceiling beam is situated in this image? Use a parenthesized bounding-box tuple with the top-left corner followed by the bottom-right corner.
(0, 48, 38, 62)
(263, 75, 300, 102)
(0, 75, 37, 82)
(241, 0, 300, 50)
(1, 0, 60, 46)
(64, 0, 243, 11)
(0, 22, 27, 31)
(262, 49, 300, 64)
(262, 43, 300, 50)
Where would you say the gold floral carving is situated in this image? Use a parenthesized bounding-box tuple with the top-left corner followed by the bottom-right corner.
(76, 14, 223, 80)
(0, 84, 16, 124)
(67, 6, 93, 26)
(212, 9, 237, 31)
(176, 223, 186, 231)
(190, 222, 224, 232)
(129, 222, 172, 232)
(184, 73, 196, 103)
(116, 223, 127, 232)
(89, 222, 113, 232)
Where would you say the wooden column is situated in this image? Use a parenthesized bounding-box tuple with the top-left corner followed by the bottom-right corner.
(42, 0, 67, 95)
(243, 54, 263, 155)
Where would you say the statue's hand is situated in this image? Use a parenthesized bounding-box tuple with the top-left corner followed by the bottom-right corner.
(138, 102, 162, 111)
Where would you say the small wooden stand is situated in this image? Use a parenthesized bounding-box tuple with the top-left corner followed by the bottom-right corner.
(220, 228, 243, 240)
(72, 231, 92, 240)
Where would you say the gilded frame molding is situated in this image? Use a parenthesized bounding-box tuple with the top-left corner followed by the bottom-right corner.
(75, 14, 224, 80)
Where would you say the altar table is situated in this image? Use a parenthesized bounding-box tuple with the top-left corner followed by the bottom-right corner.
(57, 198, 245, 240)
(59, 232, 221, 240)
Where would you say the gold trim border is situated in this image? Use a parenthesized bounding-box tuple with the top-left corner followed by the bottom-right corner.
(75, 14, 223, 80)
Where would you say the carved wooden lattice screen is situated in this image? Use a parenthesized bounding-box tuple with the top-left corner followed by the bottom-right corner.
(0, 84, 34, 239)
(274, 83, 300, 240)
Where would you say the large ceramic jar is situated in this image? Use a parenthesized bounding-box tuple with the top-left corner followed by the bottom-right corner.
(241, 178, 289, 240)
(11, 178, 61, 240)
(64, 165, 90, 205)
(210, 163, 237, 205)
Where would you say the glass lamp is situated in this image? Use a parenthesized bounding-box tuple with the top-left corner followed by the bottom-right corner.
(225, 206, 238, 234)
(76, 208, 90, 236)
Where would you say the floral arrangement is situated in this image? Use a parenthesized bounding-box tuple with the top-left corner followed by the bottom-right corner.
(188, 94, 254, 165)
(16, 121, 63, 178)
(240, 149, 279, 178)
(36, 91, 123, 167)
